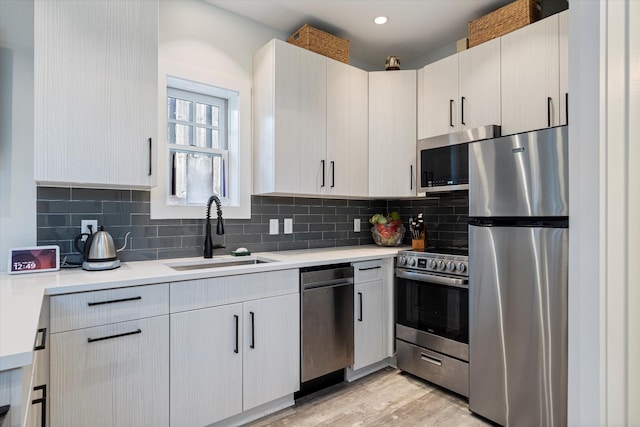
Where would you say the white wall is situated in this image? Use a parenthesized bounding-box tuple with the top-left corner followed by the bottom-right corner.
(0, 0, 36, 273)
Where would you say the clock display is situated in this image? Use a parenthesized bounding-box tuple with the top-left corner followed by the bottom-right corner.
(8, 246, 60, 274)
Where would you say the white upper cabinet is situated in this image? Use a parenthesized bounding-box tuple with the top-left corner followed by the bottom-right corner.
(326, 60, 369, 197)
(34, 0, 158, 188)
(500, 13, 562, 135)
(418, 38, 501, 139)
(253, 39, 368, 197)
(368, 70, 417, 198)
(559, 10, 569, 126)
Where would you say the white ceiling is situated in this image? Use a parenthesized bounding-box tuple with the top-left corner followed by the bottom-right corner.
(206, 0, 513, 67)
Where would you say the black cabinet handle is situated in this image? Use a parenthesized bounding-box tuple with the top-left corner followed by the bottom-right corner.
(234, 315, 239, 354)
(330, 161, 335, 188)
(250, 311, 255, 349)
(87, 329, 141, 343)
(170, 153, 176, 196)
(410, 165, 413, 190)
(34, 328, 47, 351)
(449, 99, 454, 127)
(547, 97, 553, 127)
(87, 296, 141, 306)
(565, 92, 569, 124)
(32, 384, 46, 427)
(321, 160, 325, 187)
(148, 137, 153, 176)
(358, 292, 363, 322)
(461, 96, 466, 125)
(358, 266, 382, 271)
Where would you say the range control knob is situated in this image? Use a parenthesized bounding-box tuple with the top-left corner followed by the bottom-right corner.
(437, 260, 446, 271)
(399, 256, 407, 266)
(446, 261, 456, 272)
(456, 263, 467, 273)
(427, 259, 437, 270)
(408, 258, 416, 267)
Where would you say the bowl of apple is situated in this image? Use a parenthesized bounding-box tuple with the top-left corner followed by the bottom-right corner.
(370, 212, 406, 247)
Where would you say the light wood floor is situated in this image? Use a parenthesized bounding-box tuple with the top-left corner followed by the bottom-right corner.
(246, 367, 492, 426)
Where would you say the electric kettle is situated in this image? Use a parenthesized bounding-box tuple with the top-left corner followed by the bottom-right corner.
(73, 226, 130, 271)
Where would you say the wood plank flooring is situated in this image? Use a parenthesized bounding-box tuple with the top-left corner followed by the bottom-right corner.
(246, 367, 492, 426)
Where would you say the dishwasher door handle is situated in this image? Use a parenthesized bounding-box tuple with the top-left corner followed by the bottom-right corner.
(302, 279, 354, 291)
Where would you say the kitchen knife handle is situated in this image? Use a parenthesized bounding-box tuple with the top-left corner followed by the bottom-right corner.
(249, 311, 255, 349)
(449, 99, 454, 127)
(461, 96, 466, 125)
(234, 314, 239, 353)
(148, 137, 153, 176)
(547, 97, 552, 127)
(358, 292, 363, 322)
(321, 160, 325, 187)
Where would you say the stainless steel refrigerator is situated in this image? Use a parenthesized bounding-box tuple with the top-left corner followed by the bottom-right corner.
(468, 126, 568, 426)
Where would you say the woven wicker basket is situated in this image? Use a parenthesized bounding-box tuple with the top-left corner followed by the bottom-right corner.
(287, 24, 349, 63)
(468, 0, 541, 48)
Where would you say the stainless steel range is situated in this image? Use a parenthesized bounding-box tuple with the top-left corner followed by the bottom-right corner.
(395, 248, 469, 397)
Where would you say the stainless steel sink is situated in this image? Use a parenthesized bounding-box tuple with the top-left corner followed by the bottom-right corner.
(166, 258, 273, 271)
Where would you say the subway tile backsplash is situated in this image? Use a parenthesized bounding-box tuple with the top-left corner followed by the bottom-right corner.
(36, 187, 469, 263)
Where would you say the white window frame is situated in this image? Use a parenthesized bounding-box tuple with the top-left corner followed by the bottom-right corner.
(166, 84, 230, 205)
(151, 61, 251, 220)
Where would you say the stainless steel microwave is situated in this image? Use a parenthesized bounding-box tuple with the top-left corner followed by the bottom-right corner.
(417, 125, 501, 193)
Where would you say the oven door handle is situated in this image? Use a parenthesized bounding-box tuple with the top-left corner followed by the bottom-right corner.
(396, 269, 468, 288)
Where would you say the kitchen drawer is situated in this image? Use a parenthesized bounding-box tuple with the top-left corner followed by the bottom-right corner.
(170, 269, 298, 313)
(50, 283, 169, 333)
(353, 260, 385, 283)
(396, 339, 469, 397)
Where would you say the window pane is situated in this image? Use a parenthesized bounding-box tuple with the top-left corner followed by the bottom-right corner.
(168, 97, 192, 122)
(194, 126, 212, 148)
(170, 151, 222, 205)
(168, 123, 192, 146)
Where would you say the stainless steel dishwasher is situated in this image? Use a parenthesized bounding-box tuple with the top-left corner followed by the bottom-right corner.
(300, 264, 354, 383)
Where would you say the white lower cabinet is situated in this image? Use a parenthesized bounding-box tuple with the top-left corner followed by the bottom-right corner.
(170, 304, 243, 426)
(50, 316, 170, 427)
(352, 260, 394, 372)
(169, 293, 299, 426)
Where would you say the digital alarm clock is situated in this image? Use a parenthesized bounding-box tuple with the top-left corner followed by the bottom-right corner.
(8, 246, 60, 274)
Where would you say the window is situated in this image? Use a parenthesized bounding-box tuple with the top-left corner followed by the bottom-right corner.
(167, 81, 235, 205)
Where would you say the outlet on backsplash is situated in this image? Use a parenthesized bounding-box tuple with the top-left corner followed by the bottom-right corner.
(80, 220, 98, 239)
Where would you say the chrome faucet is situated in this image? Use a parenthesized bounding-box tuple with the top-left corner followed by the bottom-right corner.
(204, 195, 225, 258)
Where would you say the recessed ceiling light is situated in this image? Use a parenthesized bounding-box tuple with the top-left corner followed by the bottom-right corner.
(374, 16, 388, 25)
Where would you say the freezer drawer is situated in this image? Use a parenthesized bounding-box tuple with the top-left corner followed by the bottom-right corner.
(396, 339, 469, 397)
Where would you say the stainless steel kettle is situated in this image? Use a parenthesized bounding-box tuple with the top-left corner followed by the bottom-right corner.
(74, 226, 130, 271)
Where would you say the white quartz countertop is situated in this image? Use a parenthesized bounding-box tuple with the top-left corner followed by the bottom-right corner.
(0, 245, 404, 371)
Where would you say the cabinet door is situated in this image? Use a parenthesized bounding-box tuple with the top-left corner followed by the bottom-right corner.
(501, 14, 560, 135)
(458, 37, 501, 131)
(243, 294, 300, 411)
(273, 41, 327, 195)
(24, 301, 50, 427)
(559, 10, 569, 126)
(170, 304, 242, 426)
(354, 279, 385, 370)
(369, 70, 417, 198)
(34, 0, 157, 188)
(419, 55, 459, 138)
(326, 60, 369, 197)
(50, 316, 169, 427)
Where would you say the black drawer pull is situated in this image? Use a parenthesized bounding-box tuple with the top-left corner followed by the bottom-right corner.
(358, 266, 382, 271)
(32, 384, 46, 427)
(34, 328, 47, 351)
(148, 137, 153, 176)
(88, 296, 142, 306)
(88, 329, 141, 343)
(358, 292, 363, 322)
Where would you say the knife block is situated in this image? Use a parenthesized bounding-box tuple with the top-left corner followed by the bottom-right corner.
(412, 232, 426, 250)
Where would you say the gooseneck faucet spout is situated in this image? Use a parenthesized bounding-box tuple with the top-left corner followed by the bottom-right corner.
(204, 195, 225, 258)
